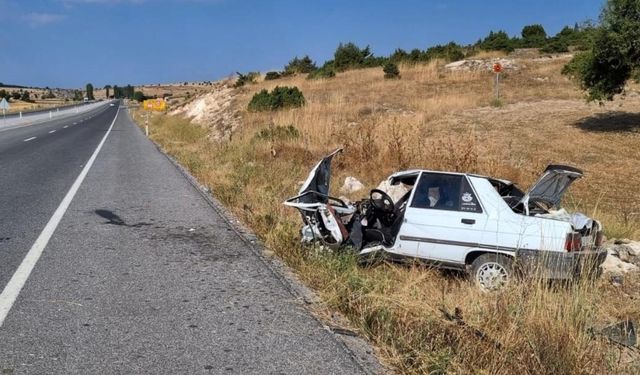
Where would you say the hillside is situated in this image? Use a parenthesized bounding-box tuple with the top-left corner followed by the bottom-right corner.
(136, 53, 640, 373)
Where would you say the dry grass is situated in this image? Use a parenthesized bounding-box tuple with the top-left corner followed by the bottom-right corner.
(135, 57, 640, 373)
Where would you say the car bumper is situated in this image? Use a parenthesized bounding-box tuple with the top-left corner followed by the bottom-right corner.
(516, 248, 607, 280)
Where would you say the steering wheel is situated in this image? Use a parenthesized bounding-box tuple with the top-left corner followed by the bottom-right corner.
(369, 189, 395, 213)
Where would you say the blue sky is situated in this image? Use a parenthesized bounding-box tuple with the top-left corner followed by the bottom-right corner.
(1, 0, 604, 88)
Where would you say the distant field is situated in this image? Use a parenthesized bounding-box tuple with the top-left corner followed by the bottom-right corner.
(138, 55, 640, 374)
(0, 86, 78, 114)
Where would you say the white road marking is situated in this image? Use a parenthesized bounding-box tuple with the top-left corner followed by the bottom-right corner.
(23, 137, 36, 142)
(0, 107, 120, 327)
(63, 125, 68, 129)
(73, 123, 77, 125)
(49, 130, 56, 134)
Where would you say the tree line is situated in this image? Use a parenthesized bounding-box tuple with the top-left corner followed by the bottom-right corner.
(242, 21, 597, 86)
(247, 0, 639, 104)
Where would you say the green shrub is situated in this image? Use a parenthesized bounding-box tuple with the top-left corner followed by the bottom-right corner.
(561, 51, 592, 78)
(540, 38, 569, 54)
(632, 67, 640, 83)
(521, 24, 548, 48)
(284, 56, 317, 74)
(389, 48, 409, 63)
(254, 124, 300, 141)
(234, 71, 260, 88)
(424, 42, 465, 62)
(265, 71, 282, 80)
(248, 86, 306, 112)
(475, 30, 515, 52)
(270, 86, 306, 109)
(383, 62, 400, 79)
(133, 91, 147, 102)
(332, 42, 384, 71)
(20, 91, 32, 102)
(489, 97, 504, 107)
(247, 89, 272, 111)
(307, 67, 336, 80)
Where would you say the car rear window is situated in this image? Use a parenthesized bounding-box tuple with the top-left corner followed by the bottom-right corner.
(411, 173, 482, 213)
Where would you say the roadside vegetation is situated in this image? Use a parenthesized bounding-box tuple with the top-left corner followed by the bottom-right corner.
(137, 57, 640, 373)
(136, 3, 640, 372)
(246, 21, 596, 86)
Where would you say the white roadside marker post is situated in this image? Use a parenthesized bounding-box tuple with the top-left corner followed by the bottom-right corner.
(492, 62, 503, 100)
(0, 98, 10, 125)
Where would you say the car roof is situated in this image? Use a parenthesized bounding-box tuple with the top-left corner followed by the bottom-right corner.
(392, 169, 514, 186)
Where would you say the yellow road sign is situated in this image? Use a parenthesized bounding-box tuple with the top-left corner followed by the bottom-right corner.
(142, 98, 166, 111)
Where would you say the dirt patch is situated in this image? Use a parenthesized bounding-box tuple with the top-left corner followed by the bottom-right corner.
(169, 81, 240, 141)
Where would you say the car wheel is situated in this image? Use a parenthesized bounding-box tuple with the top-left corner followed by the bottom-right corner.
(470, 253, 513, 291)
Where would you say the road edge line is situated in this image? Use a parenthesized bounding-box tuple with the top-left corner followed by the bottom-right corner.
(0, 105, 120, 327)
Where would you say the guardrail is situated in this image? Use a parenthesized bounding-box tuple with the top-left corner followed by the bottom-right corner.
(0, 101, 115, 130)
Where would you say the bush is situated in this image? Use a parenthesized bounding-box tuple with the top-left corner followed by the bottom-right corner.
(333, 42, 384, 71)
(425, 42, 465, 62)
(247, 90, 271, 111)
(521, 24, 548, 48)
(489, 97, 504, 107)
(247, 86, 305, 112)
(475, 30, 515, 52)
(20, 91, 32, 102)
(284, 56, 317, 74)
(133, 91, 146, 102)
(234, 71, 259, 88)
(562, 1, 640, 102)
(383, 62, 400, 79)
(540, 38, 569, 54)
(254, 124, 300, 141)
(264, 71, 282, 81)
(389, 48, 410, 63)
(307, 67, 336, 80)
(632, 67, 640, 83)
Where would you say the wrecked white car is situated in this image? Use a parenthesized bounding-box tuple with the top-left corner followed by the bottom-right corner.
(284, 149, 607, 290)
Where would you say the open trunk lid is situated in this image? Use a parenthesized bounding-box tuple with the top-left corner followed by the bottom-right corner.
(520, 165, 583, 212)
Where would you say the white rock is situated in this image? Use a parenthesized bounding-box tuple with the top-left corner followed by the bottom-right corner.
(601, 250, 639, 274)
(444, 60, 468, 69)
(445, 58, 519, 72)
(376, 179, 409, 203)
(340, 177, 365, 194)
(627, 241, 640, 257)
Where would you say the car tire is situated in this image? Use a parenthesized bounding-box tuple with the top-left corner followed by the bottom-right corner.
(470, 253, 514, 291)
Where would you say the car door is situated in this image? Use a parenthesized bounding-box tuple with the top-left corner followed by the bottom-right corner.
(398, 172, 487, 265)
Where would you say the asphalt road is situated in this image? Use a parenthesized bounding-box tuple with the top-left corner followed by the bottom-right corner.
(0, 103, 371, 374)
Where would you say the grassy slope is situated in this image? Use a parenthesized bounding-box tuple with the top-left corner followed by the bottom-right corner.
(135, 57, 640, 373)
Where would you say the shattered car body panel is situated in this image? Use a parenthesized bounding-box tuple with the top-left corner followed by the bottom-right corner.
(284, 149, 355, 246)
(285, 151, 607, 287)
